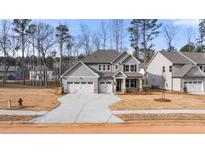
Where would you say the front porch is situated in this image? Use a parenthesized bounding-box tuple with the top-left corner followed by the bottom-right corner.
(113, 72, 143, 93)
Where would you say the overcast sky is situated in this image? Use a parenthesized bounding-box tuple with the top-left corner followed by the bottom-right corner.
(35, 19, 199, 51)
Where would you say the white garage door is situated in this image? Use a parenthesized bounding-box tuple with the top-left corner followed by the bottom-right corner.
(67, 82, 94, 94)
(184, 81, 203, 92)
(99, 81, 112, 93)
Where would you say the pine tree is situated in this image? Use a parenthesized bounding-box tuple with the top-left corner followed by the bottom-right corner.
(197, 19, 205, 52)
(128, 19, 140, 59)
(56, 24, 72, 86)
(136, 19, 161, 87)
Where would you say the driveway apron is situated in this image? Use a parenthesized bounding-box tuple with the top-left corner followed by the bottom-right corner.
(31, 94, 123, 124)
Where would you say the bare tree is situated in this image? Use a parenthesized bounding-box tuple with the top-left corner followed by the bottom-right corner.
(92, 31, 101, 51)
(12, 19, 31, 84)
(110, 19, 126, 51)
(35, 22, 56, 87)
(163, 24, 177, 51)
(0, 20, 11, 83)
(184, 28, 194, 52)
(0, 20, 20, 83)
(79, 24, 92, 55)
(100, 21, 108, 49)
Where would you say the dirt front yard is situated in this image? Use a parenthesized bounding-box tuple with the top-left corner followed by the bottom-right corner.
(0, 88, 61, 111)
(110, 92, 205, 110)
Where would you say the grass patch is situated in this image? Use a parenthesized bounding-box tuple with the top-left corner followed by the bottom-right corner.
(0, 115, 38, 121)
(116, 113, 205, 122)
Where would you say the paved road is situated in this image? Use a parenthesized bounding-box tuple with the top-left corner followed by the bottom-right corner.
(112, 109, 205, 114)
(0, 110, 46, 116)
(31, 94, 123, 124)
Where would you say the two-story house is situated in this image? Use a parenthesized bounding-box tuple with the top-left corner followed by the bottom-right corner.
(147, 51, 205, 93)
(61, 50, 143, 94)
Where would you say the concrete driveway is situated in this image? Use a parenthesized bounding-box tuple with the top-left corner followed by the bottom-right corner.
(31, 94, 123, 124)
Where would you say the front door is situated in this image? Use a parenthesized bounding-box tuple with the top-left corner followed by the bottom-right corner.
(116, 79, 121, 92)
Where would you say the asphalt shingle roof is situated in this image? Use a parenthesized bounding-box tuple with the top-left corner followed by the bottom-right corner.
(173, 64, 205, 78)
(160, 51, 193, 64)
(0, 66, 21, 72)
(82, 50, 121, 64)
(180, 52, 205, 65)
(124, 72, 144, 77)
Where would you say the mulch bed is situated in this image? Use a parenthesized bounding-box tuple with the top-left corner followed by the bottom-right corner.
(154, 98, 171, 102)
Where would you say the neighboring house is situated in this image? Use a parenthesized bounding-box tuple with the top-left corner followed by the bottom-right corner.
(0, 66, 22, 80)
(29, 66, 53, 80)
(147, 51, 205, 93)
(61, 50, 143, 94)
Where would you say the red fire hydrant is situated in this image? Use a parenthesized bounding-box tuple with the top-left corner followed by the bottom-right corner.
(18, 98, 23, 107)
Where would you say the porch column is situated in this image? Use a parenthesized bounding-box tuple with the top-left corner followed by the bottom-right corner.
(113, 78, 116, 93)
(122, 78, 126, 93)
(139, 78, 143, 91)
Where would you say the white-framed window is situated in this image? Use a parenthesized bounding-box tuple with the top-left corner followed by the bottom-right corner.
(162, 66, 165, 73)
(115, 65, 118, 69)
(126, 79, 137, 88)
(124, 65, 129, 72)
(103, 65, 106, 70)
(169, 66, 172, 72)
(126, 80, 129, 87)
(107, 65, 110, 70)
(130, 79, 136, 87)
(98, 65, 101, 71)
(130, 65, 136, 72)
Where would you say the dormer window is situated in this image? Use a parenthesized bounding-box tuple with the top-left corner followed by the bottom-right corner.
(98, 65, 101, 71)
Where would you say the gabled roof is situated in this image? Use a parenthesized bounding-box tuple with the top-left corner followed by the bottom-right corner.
(180, 52, 205, 65)
(159, 51, 193, 64)
(61, 61, 99, 77)
(121, 54, 140, 64)
(82, 50, 121, 64)
(111, 51, 128, 64)
(173, 64, 205, 78)
(113, 71, 127, 78)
